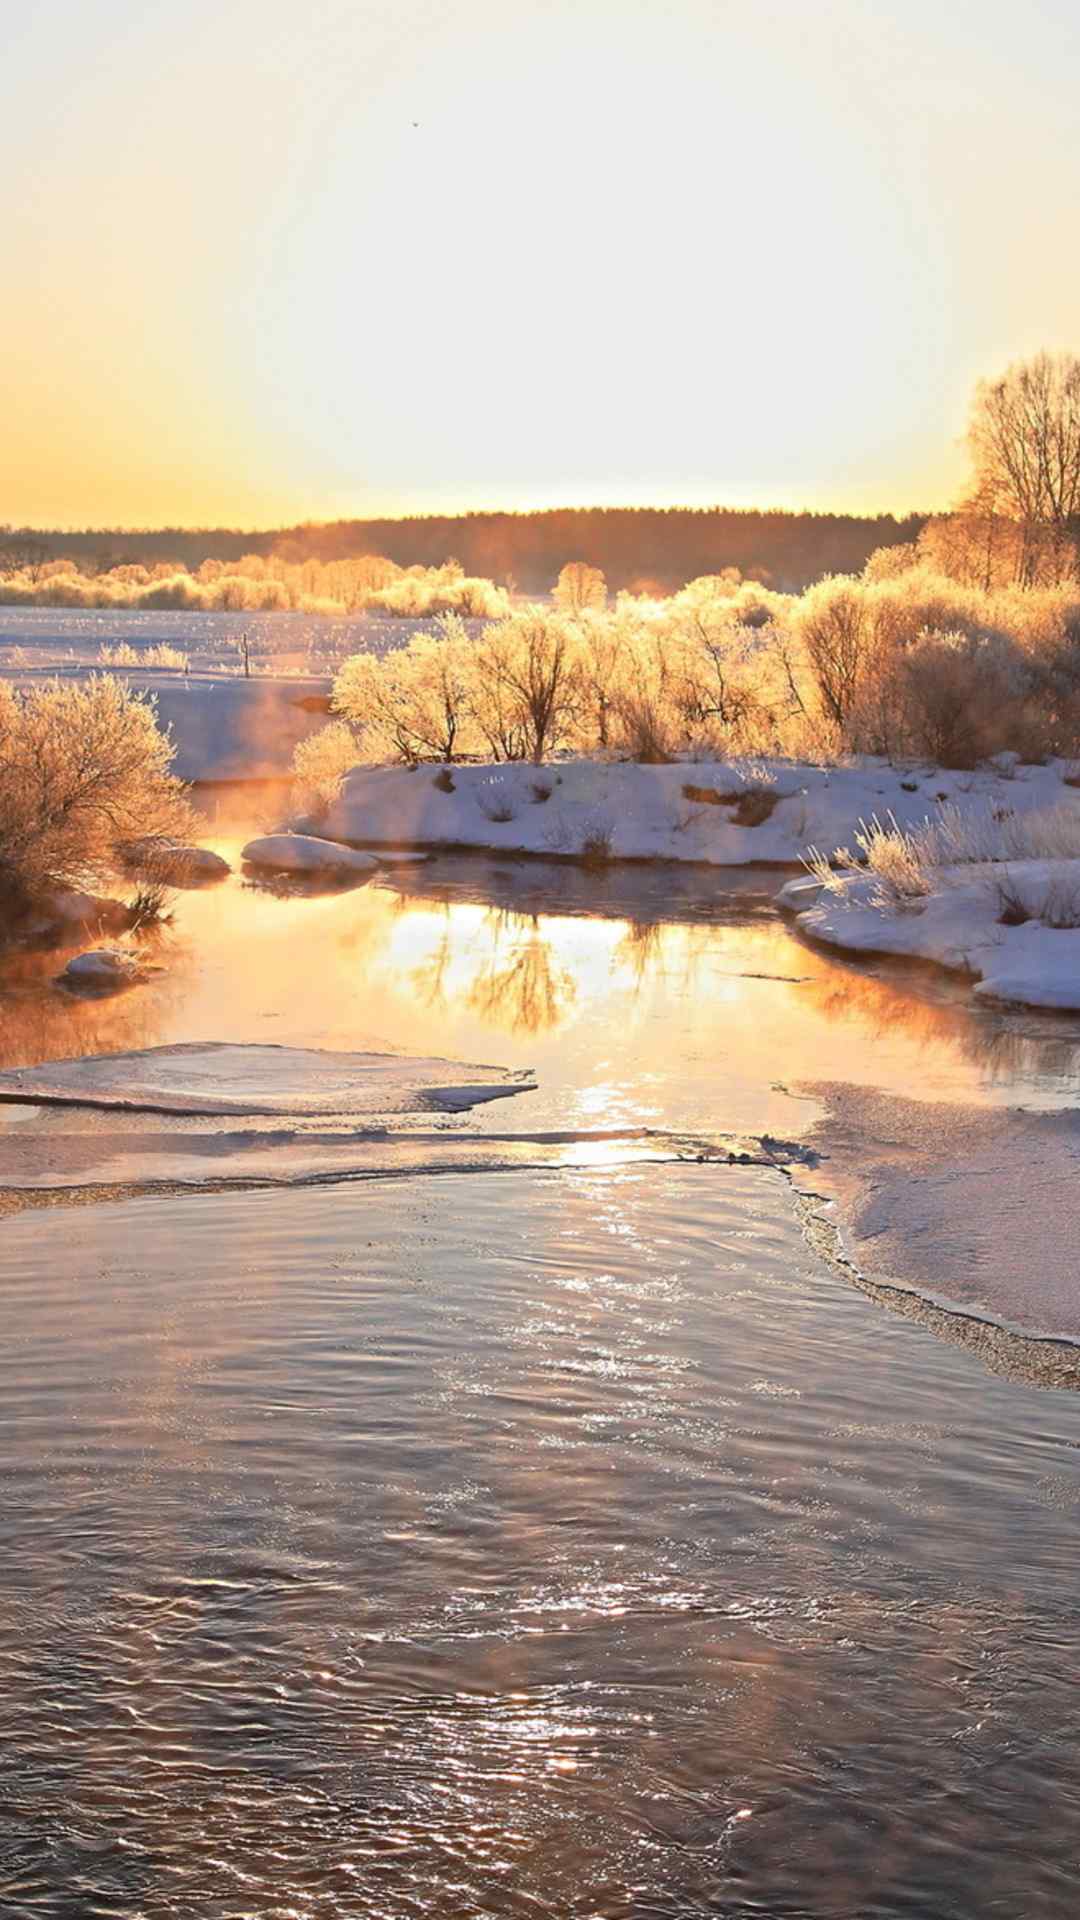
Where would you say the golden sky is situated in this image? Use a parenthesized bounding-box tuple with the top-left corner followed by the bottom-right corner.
(5, 0, 1080, 527)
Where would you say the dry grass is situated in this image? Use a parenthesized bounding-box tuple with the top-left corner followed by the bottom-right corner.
(99, 642, 189, 670)
(809, 797, 1080, 915)
(128, 881, 174, 931)
(580, 825, 614, 868)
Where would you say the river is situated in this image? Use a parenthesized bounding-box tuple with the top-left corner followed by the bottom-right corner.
(1, 841, 1078, 1916)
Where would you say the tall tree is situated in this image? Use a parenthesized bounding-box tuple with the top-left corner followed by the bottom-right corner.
(969, 352, 1080, 583)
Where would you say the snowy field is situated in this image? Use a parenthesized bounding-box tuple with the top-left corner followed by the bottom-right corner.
(0, 606, 456, 779)
(0, 604, 440, 675)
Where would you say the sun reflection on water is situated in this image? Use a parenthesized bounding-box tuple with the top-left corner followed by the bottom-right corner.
(1, 847, 1079, 1141)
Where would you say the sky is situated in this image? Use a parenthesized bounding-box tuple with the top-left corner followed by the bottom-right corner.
(4, 0, 1080, 528)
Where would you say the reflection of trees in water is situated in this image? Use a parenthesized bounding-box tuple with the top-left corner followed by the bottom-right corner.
(801, 959, 1080, 1084)
(408, 903, 578, 1035)
(612, 916, 717, 994)
(612, 917, 667, 988)
(411, 913, 455, 1012)
(465, 914, 577, 1036)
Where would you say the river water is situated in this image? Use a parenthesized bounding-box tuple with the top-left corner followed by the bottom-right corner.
(1, 845, 1079, 1916)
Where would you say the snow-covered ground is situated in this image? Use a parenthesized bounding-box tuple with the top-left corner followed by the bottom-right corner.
(0, 606, 438, 674)
(794, 1084, 1080, 1342)
(781, 859, 1080, 1011)
(325, 757, 1078, 869)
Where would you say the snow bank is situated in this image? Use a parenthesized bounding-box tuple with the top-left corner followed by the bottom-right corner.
(324, 758, 1077, 869)
(241, 834, 381, 877)
(782, 859, 1080, 1010)
(0, 1041, 536, 1117)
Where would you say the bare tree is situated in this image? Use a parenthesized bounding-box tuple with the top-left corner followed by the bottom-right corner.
(969, 352, 1080, 583)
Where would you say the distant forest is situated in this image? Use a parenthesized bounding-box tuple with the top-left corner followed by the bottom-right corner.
(8, 507, 928, 594)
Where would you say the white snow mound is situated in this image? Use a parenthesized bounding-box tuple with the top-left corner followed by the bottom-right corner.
(242, 834, 381, 876)
(323, 757, 1080, 869)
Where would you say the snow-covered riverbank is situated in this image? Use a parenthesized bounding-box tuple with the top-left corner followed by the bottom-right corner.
(780, 857, 1080, 1011)
(324, 756, 1078, 868)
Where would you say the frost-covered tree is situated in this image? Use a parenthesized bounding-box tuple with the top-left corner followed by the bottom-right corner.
(553, 562, 607, 613)
(473, 612, 580, 762)
(0, 676, 190, 906)
(333, 615, 479, 763)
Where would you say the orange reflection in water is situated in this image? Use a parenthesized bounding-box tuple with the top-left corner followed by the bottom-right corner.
(2, 842, 1078, 1139)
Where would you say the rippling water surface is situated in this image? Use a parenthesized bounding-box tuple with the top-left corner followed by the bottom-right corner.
(2, 845, 1080, 1915)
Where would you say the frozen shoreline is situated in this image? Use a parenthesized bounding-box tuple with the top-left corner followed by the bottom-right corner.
(323, 756, 1077, 869)
(792, 1082, 1080, 1345)
(780, 857, 1080, 1012)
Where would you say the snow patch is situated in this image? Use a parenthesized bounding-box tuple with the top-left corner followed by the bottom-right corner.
(241, 834, 381, 877)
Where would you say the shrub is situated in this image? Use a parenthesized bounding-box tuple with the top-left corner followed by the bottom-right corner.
(0, 677, 190, 906)
(291, 720, 361, 809)
(128, 881, 174, 930)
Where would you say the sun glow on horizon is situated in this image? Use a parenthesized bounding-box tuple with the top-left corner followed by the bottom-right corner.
(6, 0, 1080, 529)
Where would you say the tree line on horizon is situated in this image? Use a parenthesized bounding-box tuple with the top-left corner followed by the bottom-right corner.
(5, 349, 1080, 603)
(0, 505, 927, 597)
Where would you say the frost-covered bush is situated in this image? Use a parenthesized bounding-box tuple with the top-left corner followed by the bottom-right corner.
(291, 720, 363, 811)
(0, 552, 509, 620)
(99, 642, 189, 670)
(0, 677, 190, 909)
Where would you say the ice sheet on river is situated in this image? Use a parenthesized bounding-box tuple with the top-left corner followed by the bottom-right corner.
(0, 1041, 536, 1117)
